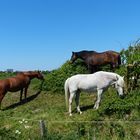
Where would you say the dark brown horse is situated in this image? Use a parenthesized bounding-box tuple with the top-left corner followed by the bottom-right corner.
(70, 50, 121, 73)
(0, 71, 44, 109)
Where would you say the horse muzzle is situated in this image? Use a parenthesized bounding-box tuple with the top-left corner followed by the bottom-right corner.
(120, 94, 125, 99)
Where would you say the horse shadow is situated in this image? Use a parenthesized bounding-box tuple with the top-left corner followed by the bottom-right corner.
(73, 104, 94, 113)
(3, 90, 42, 111)
(80, 104, 94, 111)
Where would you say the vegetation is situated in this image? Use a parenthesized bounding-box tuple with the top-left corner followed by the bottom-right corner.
(42, 59, 88, 93)
(0, 41, 140, 139)
(120, 40, 140, 90)
(120, 39, 140, 64)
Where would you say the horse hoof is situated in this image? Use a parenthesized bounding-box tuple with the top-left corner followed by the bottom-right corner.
(94, 108, 98, 110)
(69, 113, 72, 116)
(80, 111, 82, 115)
(93, 106, 98, 110)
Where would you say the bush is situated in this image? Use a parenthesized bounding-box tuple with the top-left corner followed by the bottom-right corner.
(98, 89, 140, 118)
(42, 60, 88, 93)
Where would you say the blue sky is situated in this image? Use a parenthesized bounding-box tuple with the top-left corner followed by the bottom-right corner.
(0, 0, 140, 71)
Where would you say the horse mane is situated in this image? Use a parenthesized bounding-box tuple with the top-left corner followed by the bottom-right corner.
(16, 71, 37, 77)
(76, 50, 97, 54)
(75, 50, 97, 58)
(76, 50, 119, 55)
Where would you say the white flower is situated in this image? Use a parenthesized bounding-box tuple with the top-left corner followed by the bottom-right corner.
(15, 130, 19, 133)
(25, 121, 28, 123)
(18, 131, 21, 134)
(24, 125, 30, 129)
(19, 121, 23, 124)
(15, 130, 21, 134)
(22, 119, 25, 122)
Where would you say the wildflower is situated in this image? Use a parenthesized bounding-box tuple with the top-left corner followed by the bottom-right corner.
(24, 125, 30, 129)
(15, 130, 19, 133)
(15, 130, 21, 134)
(19, 121, 23, 124)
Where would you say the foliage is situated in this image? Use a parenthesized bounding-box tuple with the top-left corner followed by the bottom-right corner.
(0, 128, 17, 140)
(42, 60, 88, 93)
(0, 72, 15, 79)
(120, 39, 140, 64)
(98, 89, 140, 118)
(120, 40, 140, 90)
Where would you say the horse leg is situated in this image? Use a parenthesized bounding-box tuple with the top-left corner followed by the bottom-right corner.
(69, 91, 75, 116)
(75, 91, 82, 114)
(94, 89, 103, 109)
(0, 91, 6, 110)
(109, 63, 113, 71)
(110, 63, 116, 71)
(87, 64, 91, 73)
(94, 66, 99, 72)
(91, 66, 98, 73)
(20, 89, 23, 102)
(24, 86, 28, 100)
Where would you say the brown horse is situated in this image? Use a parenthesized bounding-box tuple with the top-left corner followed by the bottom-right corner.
(0, 71, 44, 109)
(70, 50, 121, 73)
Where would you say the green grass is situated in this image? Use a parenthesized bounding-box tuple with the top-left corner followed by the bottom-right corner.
(0, 78, 140, 139)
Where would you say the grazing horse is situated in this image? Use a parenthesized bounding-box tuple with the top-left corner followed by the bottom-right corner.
(64, 71, 125, 116)
(0, 71, 44, 109)
(70, 50, 121, 73)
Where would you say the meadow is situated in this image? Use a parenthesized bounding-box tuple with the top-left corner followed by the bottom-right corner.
(0, 65, 140, 140)
(0, 44, 140, 139)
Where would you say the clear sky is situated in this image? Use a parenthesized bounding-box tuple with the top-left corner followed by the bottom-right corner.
(0, 0, 140, 71)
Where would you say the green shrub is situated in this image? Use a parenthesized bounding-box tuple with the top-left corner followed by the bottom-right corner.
(42, 60, 88, 93)
(98, 89, 140, 118)
(0, 128, 17, 140)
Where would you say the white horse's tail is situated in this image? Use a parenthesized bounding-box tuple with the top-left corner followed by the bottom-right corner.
(64, 78, 70, 111)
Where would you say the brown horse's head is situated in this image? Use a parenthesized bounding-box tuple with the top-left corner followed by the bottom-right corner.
(70, 52, 78, 63)
(35, 71, 44, 81)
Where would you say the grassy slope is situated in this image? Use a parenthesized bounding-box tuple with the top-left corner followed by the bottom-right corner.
(0, 77, 140, 139)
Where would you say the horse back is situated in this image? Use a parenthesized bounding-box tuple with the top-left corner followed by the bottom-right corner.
(88, 52, 109, 65)
(89, 51, 120, 65)
(0, 75, 30, 92)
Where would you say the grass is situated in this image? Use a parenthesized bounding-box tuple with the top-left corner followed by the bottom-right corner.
(0, 77, 140, 139)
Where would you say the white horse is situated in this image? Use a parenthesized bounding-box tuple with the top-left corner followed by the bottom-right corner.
(64, 71, 125, 116)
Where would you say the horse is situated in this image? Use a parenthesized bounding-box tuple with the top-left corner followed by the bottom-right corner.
(0, 71, 44, 109)
(64, 71, 125, 116)
(70, 50, 121, 73)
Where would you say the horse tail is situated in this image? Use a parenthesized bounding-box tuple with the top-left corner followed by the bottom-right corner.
(64, 78, 70, 111)
(118, 54, 121, 66)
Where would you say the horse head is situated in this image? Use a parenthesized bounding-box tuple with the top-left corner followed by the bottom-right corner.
(21, 71, 44, 81)
(114, 75, 125, 98)
(36, 71, 44, 81)
(70, 52, 78, 63)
